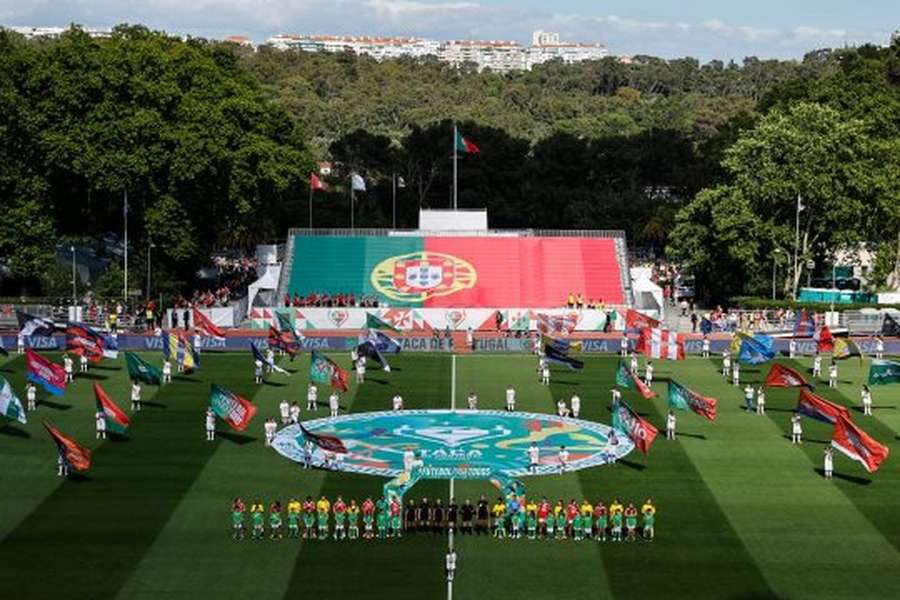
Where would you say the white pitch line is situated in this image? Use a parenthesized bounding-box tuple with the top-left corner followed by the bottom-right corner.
(448, 354, 456, 600)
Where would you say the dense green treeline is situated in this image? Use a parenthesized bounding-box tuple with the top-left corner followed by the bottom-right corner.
(0, 24, 897, 301)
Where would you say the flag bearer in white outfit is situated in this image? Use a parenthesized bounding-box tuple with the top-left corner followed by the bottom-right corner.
(264, 418, 277, 447)
(620, 334, 628, 357)
(666, 410, 676, 440)
(254, 360, 263, 384)
(722, 352, 731, 378)
(828, 361, 838, 388)
(392, 394, 404, 411)
(541, 363, 550, 386)
(163, 359, 172, 383)
(131, 381, 142, 411)
(644, 361, 654, 386)
(701, 336, 710, 358)
(279, 399, 290, 425)
(26, 382, 37, 411)
(355, 357, 366, 383)
(96, 410, 107, 439)
(861, 385, 872, 416)
(823, 447, 833, 479)
(732, 362, 740, 386)
(467, 392, 478, 410)
(629, 352, 639, 374)
(558, 446, 569, 473)
(743, 384, 754, 412)
(528, 442, 540, 473)
(570, 394, 581, 419)
(329, 392, 340, 417)
(791, 414, 802, 444)
(290, 402, 300, 424)
(505, 385, 516, 411)
(206, 408, 216, 441)
(79, 353, 88, 373)
(63, 354, 74, 382)
(789, 339, 797, 358)
(445, 548, 457, 582)
(556, 399, 569, 417)
(812, 354, 822, 379)
(756, 386, 766, 415)
(307, 383, 318, 411)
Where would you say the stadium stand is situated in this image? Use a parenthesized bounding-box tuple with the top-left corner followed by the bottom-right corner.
(278, 230, 628, 309)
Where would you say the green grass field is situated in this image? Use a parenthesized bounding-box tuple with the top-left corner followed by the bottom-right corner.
(1, 350, 899, 600)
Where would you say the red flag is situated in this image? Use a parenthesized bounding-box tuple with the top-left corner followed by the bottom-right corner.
(192, 308, 225, 340)
(815, 326, 834, 353)
(43, 421, 91, 472)
(310, 173, 326, 191)
(831, 415, 889, 473)
(625, 309, 660, 330)
(796, 388, 851, 424)
(65, 324, 104, 362)
(300, 423, 347, 454)
(268, 326, 298, 357)
(764, 363, 811, 388)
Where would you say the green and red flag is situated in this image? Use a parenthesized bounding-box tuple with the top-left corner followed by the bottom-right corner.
(611, 397, 658, 454)
(365, 313, 398, 332)
(667, 379, 717, 422)
(868, 359, 900, 386)
(310, 350, 349, 391)
(93, 381, 130, 435)
(124, 352, 162, 385)
(615, 360, 656, 399)
(209, 384, 257, 432)
(43, 421, 91, 472)
(455, 130, 479, 154)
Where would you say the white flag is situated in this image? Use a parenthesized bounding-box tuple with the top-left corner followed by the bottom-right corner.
(0, 376, 26, 424)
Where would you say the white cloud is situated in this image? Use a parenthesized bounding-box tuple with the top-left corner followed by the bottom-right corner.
(364, 0, 481, 17)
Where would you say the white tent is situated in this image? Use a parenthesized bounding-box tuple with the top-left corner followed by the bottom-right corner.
(631, 275, 664, 319)
(246, 265, 282, 317)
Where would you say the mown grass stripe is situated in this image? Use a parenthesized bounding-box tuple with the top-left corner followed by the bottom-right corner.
(562, 357, 776, 600)
(0, 352, 249, 600)
(279, 354, 451, 600)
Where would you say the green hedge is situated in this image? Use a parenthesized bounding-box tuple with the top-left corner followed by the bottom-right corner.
(728, 297, 900, 313)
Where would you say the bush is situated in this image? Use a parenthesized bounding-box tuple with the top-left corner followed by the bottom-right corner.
(728, 297, 900, 313)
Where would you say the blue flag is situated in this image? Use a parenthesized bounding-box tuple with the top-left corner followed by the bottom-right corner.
(251, 341, 288, 374)
(700, 318, 713, 335)
(357, 340, 391, 371)
(367, 330, 401, 354)
(738, 333, 776, 365)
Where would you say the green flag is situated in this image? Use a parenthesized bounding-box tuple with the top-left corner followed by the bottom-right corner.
(868, 359, 900, 386)
(125, 352, 162, 385)
(365, 313, 397, 331)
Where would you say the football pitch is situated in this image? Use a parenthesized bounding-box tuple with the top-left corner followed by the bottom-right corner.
(1, 350, 899, 600)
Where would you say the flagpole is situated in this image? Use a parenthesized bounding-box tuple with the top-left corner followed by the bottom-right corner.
(123, 189, 128, 302)
(392, 172, 397, 229)
(308, 185, 313, 229)
(452, 123, 458, 210)
(350, 177, 355, 230)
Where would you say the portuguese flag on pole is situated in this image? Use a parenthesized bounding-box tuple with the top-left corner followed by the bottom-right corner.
(455, 130, 479, 154)
(611, 397, 658, 454)
(93, 381, 130, 435)
(125, 352, 162, 385)
(667, 379, 717, 422)
(310, 350, 349, 391)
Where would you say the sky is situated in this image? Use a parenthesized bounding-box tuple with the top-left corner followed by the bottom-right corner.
(0, 0, 896, 61)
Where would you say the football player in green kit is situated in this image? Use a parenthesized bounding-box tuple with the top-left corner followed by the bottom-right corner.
(611, 509, 623, 542)
(231, 498, 245, 541)
(348, 499, 360, 540)
(269, 502, 283, 540)
(555, 510, 567, 540)
(376, 506, 389, 539)
(251, 501, 265, 541)
(526, 511, 537, 540)
(573, 513, 583, 541)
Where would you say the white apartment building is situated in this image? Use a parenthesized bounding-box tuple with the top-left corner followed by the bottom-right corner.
(265, 30, 607, 72)
(6, 25, 112, 40)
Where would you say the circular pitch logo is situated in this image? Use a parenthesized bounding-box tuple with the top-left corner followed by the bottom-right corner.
(370, 251, 477, 303)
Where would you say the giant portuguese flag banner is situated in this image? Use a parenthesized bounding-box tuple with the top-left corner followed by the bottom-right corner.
(286, 235, 625, 308)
